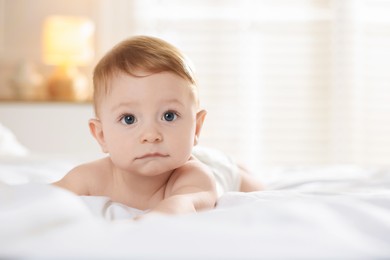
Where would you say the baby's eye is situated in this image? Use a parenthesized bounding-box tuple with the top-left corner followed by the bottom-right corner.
(120, 114, 136, 125)
(163, 111, 178, 122)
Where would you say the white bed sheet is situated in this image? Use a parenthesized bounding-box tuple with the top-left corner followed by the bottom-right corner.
(1, 156, 390, 259)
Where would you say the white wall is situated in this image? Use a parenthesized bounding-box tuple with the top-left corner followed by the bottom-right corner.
(0, 103, 103, 156)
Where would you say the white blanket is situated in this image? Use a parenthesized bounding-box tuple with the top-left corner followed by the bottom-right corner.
(1, 157, 390, 259)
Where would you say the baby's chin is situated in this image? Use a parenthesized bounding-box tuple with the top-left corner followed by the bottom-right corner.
(130, 161, 178, 177)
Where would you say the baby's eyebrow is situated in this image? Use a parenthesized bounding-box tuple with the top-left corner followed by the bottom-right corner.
(110, 98, 187, 113)
(162, 98, 186, 107)
(111, 101, 139, 112)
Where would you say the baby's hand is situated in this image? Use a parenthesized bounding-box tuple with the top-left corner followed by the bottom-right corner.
(133, 211, 166, 221)
(133, 214, 143, 221)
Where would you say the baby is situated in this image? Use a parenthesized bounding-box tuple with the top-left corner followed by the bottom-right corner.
(54, 35, 261, 218)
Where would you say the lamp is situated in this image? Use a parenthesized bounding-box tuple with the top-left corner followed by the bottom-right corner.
(43, 15, 94, 101)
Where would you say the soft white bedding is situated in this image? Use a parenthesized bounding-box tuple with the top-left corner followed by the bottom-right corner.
(1, 155, 390, 259)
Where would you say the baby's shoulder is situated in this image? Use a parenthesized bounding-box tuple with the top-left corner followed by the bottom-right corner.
(54, 157, 112, 194)
(165, 158, 216, 197)
(171, 158, 215, 184)
(181, 158, 211, 173)
(69, 157, 110, 177)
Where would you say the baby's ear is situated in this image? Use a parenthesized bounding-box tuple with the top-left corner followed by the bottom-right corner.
(194, 109, 207, 145)
(89, 118, 108, 153)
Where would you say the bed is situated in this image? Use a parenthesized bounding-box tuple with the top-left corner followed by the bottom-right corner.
(1, 123, 390, 259)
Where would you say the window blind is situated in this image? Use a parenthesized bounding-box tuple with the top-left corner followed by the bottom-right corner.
(98, 0, 390, 171)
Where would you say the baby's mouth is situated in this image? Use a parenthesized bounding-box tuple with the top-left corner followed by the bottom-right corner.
(136, 153, 169, 160)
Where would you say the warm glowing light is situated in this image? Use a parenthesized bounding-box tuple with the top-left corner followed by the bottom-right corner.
(42, 15, 95, 101)
(43, 15, 94, 66)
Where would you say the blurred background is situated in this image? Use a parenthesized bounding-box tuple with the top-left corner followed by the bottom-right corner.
(1, 0, 390, 171)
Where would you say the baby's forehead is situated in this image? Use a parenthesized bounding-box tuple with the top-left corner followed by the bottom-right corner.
(109, 70, 196, 92)
(98, 71, 199, 109)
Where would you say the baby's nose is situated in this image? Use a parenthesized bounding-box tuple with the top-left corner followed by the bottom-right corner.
(140, 125, 163, 143)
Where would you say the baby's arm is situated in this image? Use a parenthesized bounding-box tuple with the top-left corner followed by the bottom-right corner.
(148, 161, 218, 216)
(238, 163, 263, 192)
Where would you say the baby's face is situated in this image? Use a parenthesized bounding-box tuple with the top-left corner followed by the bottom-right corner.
(98, 71, 199, 176)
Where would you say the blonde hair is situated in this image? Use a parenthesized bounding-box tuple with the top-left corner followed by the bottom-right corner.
(92, 35, 198, 116)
